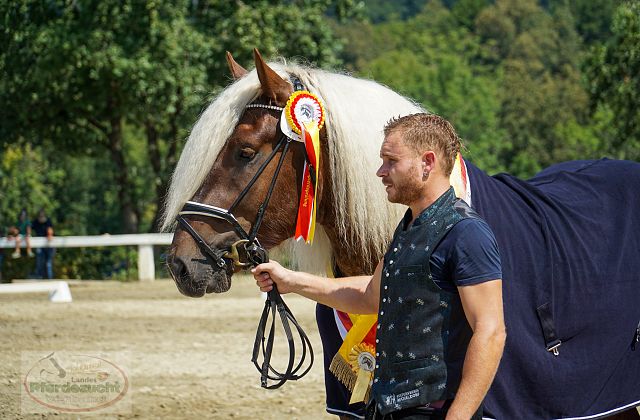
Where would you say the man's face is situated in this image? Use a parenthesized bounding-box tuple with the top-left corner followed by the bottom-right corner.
(376, 132, 423, 205)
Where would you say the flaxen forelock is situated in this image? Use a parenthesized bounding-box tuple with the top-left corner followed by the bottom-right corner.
(384, 113, 461, 175)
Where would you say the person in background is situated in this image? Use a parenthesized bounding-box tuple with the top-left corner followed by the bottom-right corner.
(8, 208, 34, 259)
(0, 225, 5, 282)
(32, 208, 55, 279)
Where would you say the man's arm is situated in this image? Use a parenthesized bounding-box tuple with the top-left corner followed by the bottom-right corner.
(252, 259, 382, 314)
(446, 279, 506, 420)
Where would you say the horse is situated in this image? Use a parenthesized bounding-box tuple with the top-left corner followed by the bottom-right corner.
(163, 50, 640, 419)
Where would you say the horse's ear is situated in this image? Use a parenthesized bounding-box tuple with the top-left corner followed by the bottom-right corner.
(226, 51, 248, 80)
(253, 48, 291, 104)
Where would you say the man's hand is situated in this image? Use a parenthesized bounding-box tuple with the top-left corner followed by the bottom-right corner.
(251, 261, 296, 294)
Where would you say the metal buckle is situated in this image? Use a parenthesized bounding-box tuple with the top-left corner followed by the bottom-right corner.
(245, 243, 268, 266)
(223, 239, 252, 269)
(546, 340, 562, 356)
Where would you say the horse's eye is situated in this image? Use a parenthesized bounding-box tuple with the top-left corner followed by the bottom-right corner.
(239, 147, 256, 161)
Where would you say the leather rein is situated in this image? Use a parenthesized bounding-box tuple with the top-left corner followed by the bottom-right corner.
(176, 77, 314, 389)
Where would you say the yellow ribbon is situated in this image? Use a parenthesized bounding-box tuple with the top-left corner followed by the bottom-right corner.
(338, 313, 377, 363)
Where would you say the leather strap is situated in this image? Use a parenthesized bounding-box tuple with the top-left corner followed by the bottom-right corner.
(536, 302, 562, 356)
(250, 253, 314, 389)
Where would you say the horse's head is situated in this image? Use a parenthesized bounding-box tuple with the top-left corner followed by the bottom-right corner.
(164, 51, 419, 297)
(166, 50, 319, 297)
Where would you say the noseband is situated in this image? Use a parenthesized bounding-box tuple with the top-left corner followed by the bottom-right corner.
(176, 77, 314, 389)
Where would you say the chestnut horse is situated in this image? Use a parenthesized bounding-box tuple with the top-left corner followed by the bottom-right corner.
(163, 50, 640, 419)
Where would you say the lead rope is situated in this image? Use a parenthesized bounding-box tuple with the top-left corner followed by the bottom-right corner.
(244, 136, 314, 389)
(249, 248, 314, 389)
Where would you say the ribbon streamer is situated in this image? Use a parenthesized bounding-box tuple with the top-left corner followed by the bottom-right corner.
(294, 121, 321, 243)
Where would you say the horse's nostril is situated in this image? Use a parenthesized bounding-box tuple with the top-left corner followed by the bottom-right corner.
(168, 256, 188, 281)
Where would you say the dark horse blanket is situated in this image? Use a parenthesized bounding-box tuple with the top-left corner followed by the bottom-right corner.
(318, 159, 640, 419)
(470, 159, 640, 418)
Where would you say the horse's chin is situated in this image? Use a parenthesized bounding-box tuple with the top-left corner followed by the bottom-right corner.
(174, 266, 232, 297)
(205, 270, 232, 294)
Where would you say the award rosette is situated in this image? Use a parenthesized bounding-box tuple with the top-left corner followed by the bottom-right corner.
(280, 90, 325, 142)
(280, 91, 325, 243)
(329, 312, 378, 404)
(348, 343, 376, 404)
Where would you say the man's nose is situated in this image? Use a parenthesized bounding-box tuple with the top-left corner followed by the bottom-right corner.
(376, 164, 386, 177)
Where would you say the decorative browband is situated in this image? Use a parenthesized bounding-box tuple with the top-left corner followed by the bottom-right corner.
(245, 103, 284, 111)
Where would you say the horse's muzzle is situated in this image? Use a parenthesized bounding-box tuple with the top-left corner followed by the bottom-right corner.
(167, 254, 231, 297)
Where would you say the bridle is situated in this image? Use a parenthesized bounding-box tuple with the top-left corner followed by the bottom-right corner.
(176, 76, 314, 389)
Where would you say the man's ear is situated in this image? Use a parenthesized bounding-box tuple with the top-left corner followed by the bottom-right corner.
(422, 151, 436, 175)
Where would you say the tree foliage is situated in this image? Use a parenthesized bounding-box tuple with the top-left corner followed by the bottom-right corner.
(584, 1, 640, 160)
(346, 2, 507, 172)
(338, 0, 629, 178)
(1, 0, 355, 235)
(0, 0, 634, 280)
(0, 145, 59, 227)
(0, 0, 357, 280)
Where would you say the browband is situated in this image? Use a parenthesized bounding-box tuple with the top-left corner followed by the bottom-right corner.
(245, 103, 284, 111)
(244, 75, 305, 111)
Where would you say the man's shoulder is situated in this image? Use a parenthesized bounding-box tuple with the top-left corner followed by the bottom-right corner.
(436, 213, 502, 287)
(452, 198, 480, 220)
(444, 216, 497, 250)
(455, 214, 493, 232)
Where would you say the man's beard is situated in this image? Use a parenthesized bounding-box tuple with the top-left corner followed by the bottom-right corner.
(387, 167, 423, 206)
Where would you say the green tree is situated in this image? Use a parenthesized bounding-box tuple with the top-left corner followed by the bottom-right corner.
(584, 1, 640, 161)
(474, 0, 592, 176)
(342, 1, 507, 172)
(359, 0, 428, 23)
(560, 0, 623, 45)
(1, 1, 209, 232)
(451, 0, 491, 30)
(339, 0, 630, 179)
(1, 0, 355, 233)
(0, 144, 59, 226)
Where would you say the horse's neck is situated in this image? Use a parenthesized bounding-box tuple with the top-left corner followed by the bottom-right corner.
(316, 183, 378, 276)
(312, 150, 374, 275)
(323, 226, 380, 277)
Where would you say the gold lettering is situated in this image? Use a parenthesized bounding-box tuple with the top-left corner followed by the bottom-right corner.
(302, 177, 311, 208)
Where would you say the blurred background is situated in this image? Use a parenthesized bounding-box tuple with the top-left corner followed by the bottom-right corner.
(1, 0, 638, 281)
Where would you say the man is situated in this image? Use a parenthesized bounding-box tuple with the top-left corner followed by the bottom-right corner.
(253, 114, 506, 419)
(32, 209, 55, 279)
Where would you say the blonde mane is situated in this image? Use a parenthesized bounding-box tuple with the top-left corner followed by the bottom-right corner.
(162, 62, 425, 274)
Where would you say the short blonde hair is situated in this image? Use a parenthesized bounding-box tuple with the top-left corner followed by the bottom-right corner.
(384, 113, 461, 175)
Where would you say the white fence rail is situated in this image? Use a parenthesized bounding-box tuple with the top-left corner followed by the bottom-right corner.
(0, 234, 173, 281)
